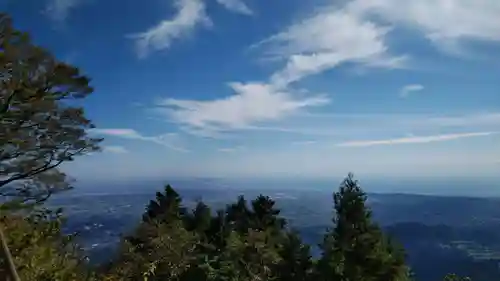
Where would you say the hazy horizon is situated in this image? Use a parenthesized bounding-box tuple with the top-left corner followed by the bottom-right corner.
(66, 175, 500, 198)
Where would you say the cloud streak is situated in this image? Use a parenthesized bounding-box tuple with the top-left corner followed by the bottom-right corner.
(129, 0, 211, 58)
(400, 84, 424, 97)
(89, 128, 189, 152)
(218, 146, 246, 153)
(256, 7, 407, 88)
(151, 0, 500, 139)
(347, 0, 500, 56)
(44, 0, 82, 22)
(337, 131, 497, 147)
(156, 82, 329, 136)
(159, 4, 407, 136)
(216, 0, 253, 15)
(103, 145, 129, 154)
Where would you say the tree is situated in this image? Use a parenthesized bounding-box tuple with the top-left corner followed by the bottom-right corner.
(142, 185, 187, 223)
(0, 209, 94, 281)
(275, 231, 313, 281)
(107, 220, 198, 281)
(185, 201, 212, 235)
(250, 195, 286, 232)
(317, 173, 411, 281)
(0, 13, 101, 206)
(109, 185, 197, 281)
(106, 181, 469, 281)
(225, 196, 252, 234)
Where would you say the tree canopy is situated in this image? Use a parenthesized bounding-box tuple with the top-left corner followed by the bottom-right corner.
(102, 176, 413, 281)
(0, 13, 101, 207)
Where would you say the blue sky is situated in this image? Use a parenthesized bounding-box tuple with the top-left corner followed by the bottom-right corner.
(5, 0, 500, 182)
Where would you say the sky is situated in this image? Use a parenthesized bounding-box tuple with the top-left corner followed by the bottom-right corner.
(4, 0, 500, 183)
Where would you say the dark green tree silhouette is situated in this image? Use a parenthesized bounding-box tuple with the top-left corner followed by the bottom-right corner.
(109, 185, 197, 281)
(275, 230, 313, 281)
(317, 173, 411, 281)
(186, 201, 212, 234)
(225, 195, 252, 234)
(142, 185, 187, 223)
(250, 195, 286, 231)
(105, 181, 471, 281)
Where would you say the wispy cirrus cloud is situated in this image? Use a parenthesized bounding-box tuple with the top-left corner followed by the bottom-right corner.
(257, 8, 407, 88)
(291, 140, 317, 146)
(152, 0, 500, 139)
(400, 84, 424, 97)
(129, 0, 211, 58)
(427, 112, 500, 127)
(337, 131, 497, 147)
(156, 82, 329, 137)
(103, 145, 129, 154)
(347, 0, 500, 56)
(44, 0, 82, 22)
(218, 145, 246, 153)
(89, 128, 189, 152)
(159, 4, 406, 136)
(216, 0, 253, 15)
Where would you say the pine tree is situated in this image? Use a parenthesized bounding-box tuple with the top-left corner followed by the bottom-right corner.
(317, 173, 411, 281)
(250, 195, 286, 231)
(225, 195, 252, 234)
(275, 231, 313, 281)
(186, 201, 212, 235)
(142, 184, 187, 223)
(109, 185, 197, 281)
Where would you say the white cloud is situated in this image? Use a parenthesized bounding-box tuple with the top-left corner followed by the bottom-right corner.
(91, 128, 142, 138)
(255, 8, 406, 87)
(129, 0, 211, 57)
(157, 82, 329, 136)
(44, 0, 81, 21)
(89, 128, 189, 152)
(218, 146, 246, 153)
(347, 0, 500, 54)
(152, 1, 500, 138)
(156, 4, 407, 136)
(427, 112, 500, 127)
(337, 131, 497, 147)
(291, 140, 317, 146)
(103, 145, 129, 154)
(216, 0, 253, 15)
(400, 84, 424, 97)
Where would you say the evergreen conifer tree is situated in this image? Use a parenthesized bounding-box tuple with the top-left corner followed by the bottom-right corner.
(317, 173, 411, 281)
(186, 201, 212, 235)
(250, 195, 286, 231)
(142, 185, 186, 223)
(275, 231, 313, 281)
(225, 195, 252, 234)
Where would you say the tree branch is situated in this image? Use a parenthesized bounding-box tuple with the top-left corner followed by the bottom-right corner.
(0, 146, 85, 188)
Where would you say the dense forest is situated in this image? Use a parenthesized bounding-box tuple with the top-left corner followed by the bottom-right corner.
(0, 13, 472, 281)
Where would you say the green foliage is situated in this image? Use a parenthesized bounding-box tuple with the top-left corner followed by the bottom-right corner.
(106, 220, 198, 281)
(274, 231, 314, 281)
(0, 13, 101, 207)
(105, 175, 434, 281)
(0, 209, 94, 281)
(142, 185, 187, 223)
(317, 173, 411, 281)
